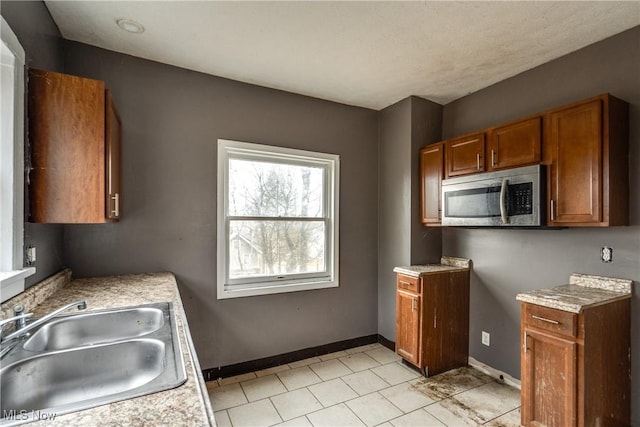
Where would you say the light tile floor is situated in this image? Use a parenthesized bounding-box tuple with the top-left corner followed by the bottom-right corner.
(208, 343, 521, 427)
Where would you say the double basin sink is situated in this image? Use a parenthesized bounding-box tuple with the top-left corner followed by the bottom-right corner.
(0, 302, 186, 425)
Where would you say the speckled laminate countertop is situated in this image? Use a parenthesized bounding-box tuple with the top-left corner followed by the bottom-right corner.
(1, 270, 215, 426)
(393, 256, 471, 278)
(516, 273, 633, 313)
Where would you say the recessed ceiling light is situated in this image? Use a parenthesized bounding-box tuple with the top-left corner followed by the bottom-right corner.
(116, 18, 145, 34)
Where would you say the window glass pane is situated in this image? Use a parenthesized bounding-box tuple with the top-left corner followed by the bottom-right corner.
(229, 220, 326, 279)
(229, 159, 324, 218)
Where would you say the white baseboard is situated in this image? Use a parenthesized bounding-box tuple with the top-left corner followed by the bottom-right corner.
(468, 356, 521, 390)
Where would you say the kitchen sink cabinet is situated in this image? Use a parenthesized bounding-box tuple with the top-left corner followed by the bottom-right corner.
(487, 116, 541, 171)
(444, 132, 485, 178)
(419, 143, 444, 225)
(395, 269, 470, 376)
(520, 300, 631, 426)
(544, 94, 628, 226)
(28, 69, 122, 223)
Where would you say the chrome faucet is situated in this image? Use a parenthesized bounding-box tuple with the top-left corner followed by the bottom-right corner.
(0, 313, 33, 336)
(0, 311, 34, 358)
(1, 300, 87, 344)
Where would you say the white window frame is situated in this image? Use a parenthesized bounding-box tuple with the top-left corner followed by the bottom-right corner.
(217, 139, 339, 299)
(1, 17, 34, 302)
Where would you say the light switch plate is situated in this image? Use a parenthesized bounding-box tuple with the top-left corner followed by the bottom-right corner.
(482, 331, 490, 346)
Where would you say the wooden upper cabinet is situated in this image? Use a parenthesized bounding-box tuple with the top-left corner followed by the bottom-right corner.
(545, 94, 628, 226)
(419, 143, 443, 225)
(105, 91, 122, 220)
(487, 116, 541, 171)
(445, 133, 485, 178)
(28, 69, 122, 223)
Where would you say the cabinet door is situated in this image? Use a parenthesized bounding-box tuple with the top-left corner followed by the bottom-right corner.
(521, 328, 577, 427)
(395, 289, 421, 366)
(445, 133, 485, 177)
(105, 91, 122, 220)
(547, 100, 602, 224)
(29, 69, 106, 223)
(487, 117, 541, 171)
(420, 144, 443, 224)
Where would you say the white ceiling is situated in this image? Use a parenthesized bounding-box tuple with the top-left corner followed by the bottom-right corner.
(45, 1, 639, 110)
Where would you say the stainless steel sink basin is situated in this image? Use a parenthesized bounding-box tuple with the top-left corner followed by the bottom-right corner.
(23, 306, 164, 351)
(2, 339, 165, 412)
(0, 302, 186, 425)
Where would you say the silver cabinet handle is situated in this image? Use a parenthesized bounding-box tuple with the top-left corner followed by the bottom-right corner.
(491, 149, 496, 166)
(476, 153, 480, 170)
(550, 199, 555, 221)
(532, 315, 560, 325)
(499, 178, 508, 224)
(411, 297, 418, 312)
(111, 193, 120, 217)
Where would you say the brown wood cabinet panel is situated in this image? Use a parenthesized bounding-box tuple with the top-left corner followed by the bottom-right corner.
(581, 300, 631, 426)
(520, 299, 631, 426)
(445, 133, 485, 178)
(523, 303, 577, 338)
(396, 289, 421, 366)
(397, 274, 420, 294)
(419, 144, 443, 225)
(28, 69, 121, 223)
(545, 94, 628, 226)
(487, 116, 541, 171)
(395, 270, 470, 377)
(547, 100, 602, 224)
(422, 271, 470, 375)
(522, 328, 577, 426)
(106, 90, 122, 220)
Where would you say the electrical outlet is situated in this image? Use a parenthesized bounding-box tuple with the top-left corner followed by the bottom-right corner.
(601, 246, 613, 263)
(482, 331, 490, 346)
(25, 245, 36, 266)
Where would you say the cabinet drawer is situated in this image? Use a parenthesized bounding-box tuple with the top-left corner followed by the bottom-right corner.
(524, 304, 577, 337)
(397, 275, 421, 293)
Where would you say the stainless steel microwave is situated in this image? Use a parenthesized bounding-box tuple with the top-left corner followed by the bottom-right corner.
(441, 165, 545, 227)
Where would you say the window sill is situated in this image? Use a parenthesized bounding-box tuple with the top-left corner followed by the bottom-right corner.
(0, 267, 36, 302)
(219, 278, 338, 299)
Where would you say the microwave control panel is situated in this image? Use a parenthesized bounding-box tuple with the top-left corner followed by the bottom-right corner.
(508, 183, 533, 215)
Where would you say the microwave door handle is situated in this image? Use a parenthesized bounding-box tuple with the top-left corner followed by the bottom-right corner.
(500, 178, 509, 224)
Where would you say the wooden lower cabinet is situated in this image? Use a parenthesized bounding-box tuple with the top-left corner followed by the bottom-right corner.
(395, 270, 470, 376)
(396, 289, 421, 365)
(520, 300, 630, 426)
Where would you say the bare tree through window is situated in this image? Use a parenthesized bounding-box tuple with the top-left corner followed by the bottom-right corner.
(228, 159, 325, 279)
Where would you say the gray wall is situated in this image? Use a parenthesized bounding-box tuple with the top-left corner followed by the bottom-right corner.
(378, 97, 442, 341)
(60, 41, 380, 368)
(441, 26, 640, 421)
(1, 1, 66, 286)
